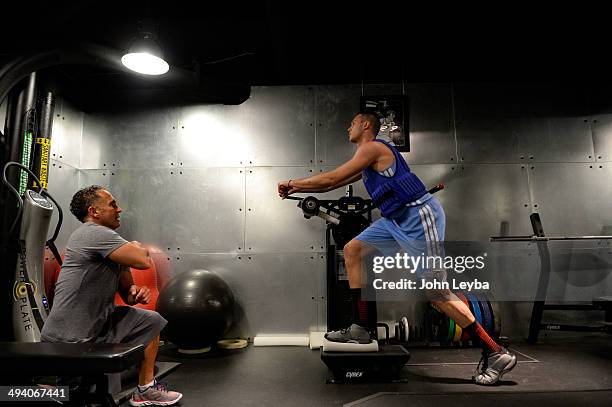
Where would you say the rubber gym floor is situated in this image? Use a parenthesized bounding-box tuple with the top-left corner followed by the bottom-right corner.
(116, 332, 612, 406)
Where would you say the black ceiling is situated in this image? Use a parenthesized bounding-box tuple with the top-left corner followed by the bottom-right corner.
(0, 1, 606, 109)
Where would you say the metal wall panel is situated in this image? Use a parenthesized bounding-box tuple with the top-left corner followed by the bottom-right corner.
(449, 84, 518, 163)
(107, 169, 170, 246)
(528, 163, 612, 236)
(110, 168, 245, 253)
(47, 160, 80, 251)
(80, 108, 179, 169)
(245, 166, 326, 252)
(75, 113, 104, 169)
(315, 253, 327, 332)
(177, 104, 248, 167)
(591, 115, 612, 162)
(315, 85, 362, 166)
(455, 84, 593, 163)
(242, 86, 315, 166)
(587, 83, 612, 162)
(78, 169, 110, 189)
(439, 164, 533, 241)
(403, 83, 456, 164)
(166, 253, 322, 336)
(526, 116, 593, 163)
(50, 98, 83, 169)
(523, 85, 592, 163)
(166, 167, 244, 253)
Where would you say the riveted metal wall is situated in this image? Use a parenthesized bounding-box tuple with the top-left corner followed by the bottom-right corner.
(108, 167, 245, 253)
(588, 83, 612, 162)
(50, 98, 83, 169)
(78, 169, 110, 190)
(245, 166, 325, 253)
(42, 83, 612, 339)
(454, 83, 594, 164)
(165, 253, 325, 335)
(403, 83, 456, 164)
(315, 85, 361, 166)
(81, 108, 180, 170)
(243, 86, 316, 167)
(46, 160, 79, 250)
(528, 163, 612, 236)
(177, 105, 247, 168)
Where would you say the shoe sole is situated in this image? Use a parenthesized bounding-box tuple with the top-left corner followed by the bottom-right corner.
(325, 339, 372, 344)
(129, 393, 183, 406)
(324, 336, 372, 344)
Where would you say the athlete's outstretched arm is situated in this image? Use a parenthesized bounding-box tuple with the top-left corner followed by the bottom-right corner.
(278, 143, 378, 198)
(325, 172, 362, 191)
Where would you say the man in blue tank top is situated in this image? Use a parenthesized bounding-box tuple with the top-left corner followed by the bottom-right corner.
(278, 112, 516, 385)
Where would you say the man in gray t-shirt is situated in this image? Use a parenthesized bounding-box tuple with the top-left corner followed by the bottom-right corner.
(41, 185, 182, 406)
(43, 221, 131, 342)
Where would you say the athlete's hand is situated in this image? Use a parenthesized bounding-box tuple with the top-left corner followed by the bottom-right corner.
(278, 181, 293, 199)
(129, 284, 151, 304)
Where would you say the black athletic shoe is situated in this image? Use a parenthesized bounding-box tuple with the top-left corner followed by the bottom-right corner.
(472, 348, 517, 385)
(324, 324, 373, 344)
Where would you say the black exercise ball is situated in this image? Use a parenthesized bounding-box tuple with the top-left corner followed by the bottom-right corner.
(157, 269, 235, 349)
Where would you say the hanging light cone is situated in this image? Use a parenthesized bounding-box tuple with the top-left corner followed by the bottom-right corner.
(121, 33, 169, 75)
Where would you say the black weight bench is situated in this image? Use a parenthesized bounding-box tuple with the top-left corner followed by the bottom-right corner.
(0, 342, 144, 407)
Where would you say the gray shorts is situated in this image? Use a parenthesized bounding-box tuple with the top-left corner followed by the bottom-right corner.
(95, 306, 167, 347)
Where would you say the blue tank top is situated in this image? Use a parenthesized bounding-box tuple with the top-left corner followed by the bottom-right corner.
(362, 139, 427, 218)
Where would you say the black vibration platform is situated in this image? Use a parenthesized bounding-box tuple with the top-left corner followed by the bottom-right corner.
(320, 344, 410, 383)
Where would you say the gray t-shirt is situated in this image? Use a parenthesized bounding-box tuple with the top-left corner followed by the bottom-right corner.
(41, 222, 128, 342)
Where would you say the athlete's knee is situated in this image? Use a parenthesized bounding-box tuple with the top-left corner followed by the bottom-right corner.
(343, 239, 362, 261)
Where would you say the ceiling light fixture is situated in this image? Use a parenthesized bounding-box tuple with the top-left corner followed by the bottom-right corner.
(121, 18, 169, 75)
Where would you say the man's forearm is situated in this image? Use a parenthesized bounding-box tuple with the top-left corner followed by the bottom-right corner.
(291, 173, 337, 192)
(118, 269, 136, 304)
(326, 173, 362, 191)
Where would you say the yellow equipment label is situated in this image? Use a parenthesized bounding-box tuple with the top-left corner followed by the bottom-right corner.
(35, 138, 50, 189)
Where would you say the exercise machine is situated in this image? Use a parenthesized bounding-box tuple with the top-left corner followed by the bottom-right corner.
(289, 185, 375, 331)
(490, 213, 612, 342)
(2, 161, 63, 342)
